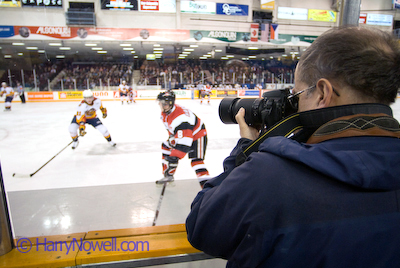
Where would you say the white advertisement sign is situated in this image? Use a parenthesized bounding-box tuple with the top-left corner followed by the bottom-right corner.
(366, 13, 393, 26)
(277, 7, 308, 20)
(180, 1, 216, 14)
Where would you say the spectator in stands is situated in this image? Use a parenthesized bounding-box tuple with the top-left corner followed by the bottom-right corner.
(186, 26, 400, 267)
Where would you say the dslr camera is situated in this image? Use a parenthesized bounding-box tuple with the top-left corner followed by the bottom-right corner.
(218, 88, 297, 129)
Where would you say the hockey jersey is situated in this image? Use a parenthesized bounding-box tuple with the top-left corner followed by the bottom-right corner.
(75, 98, 105, 124)
(202, 85, 212, 95)
(119, 84, 129, 94)
(1, 86, 14, 97)
(161, 104, 207, 159)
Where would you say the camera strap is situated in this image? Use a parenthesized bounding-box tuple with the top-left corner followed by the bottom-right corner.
(235, 103, 393, 166)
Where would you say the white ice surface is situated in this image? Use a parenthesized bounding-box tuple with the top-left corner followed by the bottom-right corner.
(1, 97, 400, 193)
(0, 99, 240, 192)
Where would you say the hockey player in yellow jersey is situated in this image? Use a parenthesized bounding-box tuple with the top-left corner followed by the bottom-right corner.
(68, 90, 116, 149)
(0, 82, 15, 111)
(118, 80, 129, 104)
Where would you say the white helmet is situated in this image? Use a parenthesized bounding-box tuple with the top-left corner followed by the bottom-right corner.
(83, 90, 93, 98)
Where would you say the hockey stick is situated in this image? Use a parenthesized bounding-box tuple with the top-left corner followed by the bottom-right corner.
(152, 182, 167, 226)
(12, 141, 73, 178)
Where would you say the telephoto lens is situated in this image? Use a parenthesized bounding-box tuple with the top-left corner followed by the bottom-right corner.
(218, 97, 264, 127)
(218, 89, 297, 129)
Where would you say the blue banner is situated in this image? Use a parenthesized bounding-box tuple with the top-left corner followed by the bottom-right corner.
(242, 90, 260, 96)
(0, 26, 14, 38)
(216, 3, 248, 16)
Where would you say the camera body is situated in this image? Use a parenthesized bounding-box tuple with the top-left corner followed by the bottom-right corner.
(218, 88, 296, 129)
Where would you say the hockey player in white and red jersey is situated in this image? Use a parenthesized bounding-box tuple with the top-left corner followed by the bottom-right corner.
(0, 82, 15, 111)
(200, 83, 212, 104)
(128, 86, 136, 104)
(68, 90, 116, 149)
(118, 80, 129, 104)
(157, 91, 209, 187)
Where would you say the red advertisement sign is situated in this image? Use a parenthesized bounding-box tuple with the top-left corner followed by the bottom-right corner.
(27, 92, 54, 100)
(13, 26, 190, 41)
(141, 0, 159, 11)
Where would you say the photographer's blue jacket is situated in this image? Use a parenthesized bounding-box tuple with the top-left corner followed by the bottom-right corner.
(186, 113, 400, 268)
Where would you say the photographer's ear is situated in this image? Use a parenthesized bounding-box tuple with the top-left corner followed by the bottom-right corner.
(316, 79, 335, 108)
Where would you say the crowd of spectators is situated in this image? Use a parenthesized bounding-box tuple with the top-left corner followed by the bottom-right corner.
(3, 58, 295, 91)
(58, 63, 133, 90)
(139, 59, 295, 89)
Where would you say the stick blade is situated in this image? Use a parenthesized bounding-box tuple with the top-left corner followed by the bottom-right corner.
(12, 173, 31, 178)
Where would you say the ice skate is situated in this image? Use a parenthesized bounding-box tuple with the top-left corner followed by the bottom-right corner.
(108, 141, 116, 147)
(72, 140, 79, 149)
(156, 175, 174, 184)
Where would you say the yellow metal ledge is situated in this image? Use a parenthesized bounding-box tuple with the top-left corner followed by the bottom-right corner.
(0, 224, 201, 268)
(76, 231, 200, 265)
(0, 242, 79, 268)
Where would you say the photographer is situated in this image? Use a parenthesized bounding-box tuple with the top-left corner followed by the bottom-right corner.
(186, 27, 400, 267)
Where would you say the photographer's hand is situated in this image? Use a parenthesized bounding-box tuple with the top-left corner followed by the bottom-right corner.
(235, 107, 259, 141)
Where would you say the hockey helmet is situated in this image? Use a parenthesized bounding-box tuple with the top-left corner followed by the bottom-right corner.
(157, 91, 175, 107)
(83, 89, 94, 98)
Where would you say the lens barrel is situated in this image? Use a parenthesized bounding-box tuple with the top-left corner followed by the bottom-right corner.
(219, 89, 296, 128)
(218, 97, 263, 126)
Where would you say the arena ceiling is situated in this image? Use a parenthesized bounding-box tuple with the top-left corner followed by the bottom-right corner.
(0, 39, 306, 63)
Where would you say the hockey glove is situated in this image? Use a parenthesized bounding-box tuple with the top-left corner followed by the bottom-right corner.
(163, 156, 179, 178)
(167, 135, 176, 147)
(101, 108, 107, 118)
(79, 123, 87, 136)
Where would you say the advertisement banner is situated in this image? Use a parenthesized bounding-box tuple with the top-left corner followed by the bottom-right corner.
(277, 7, 308, 20)
(216, 3, 248, 16)
(59, 91, 83, 100)
(22, 0, 62, 7)
(181, 1, 216, 14)
(216, 90, 237, 97)
(0, 0, 21, 7)
(238, 90, 260, 97)
(190, 30, 250, 42)
(101, 0, 138, 10)
(269, 34, 317, 45)
(308, 9, 336, 22)
(261, 0, 274, 10)
(366, 14, 393, 26)
(9, 26, 190, 41)
(139, 0, 176, 12)
(92, 91, 115, 100)
(0, 26, 15, 38)
(27, 92, 54, 101)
